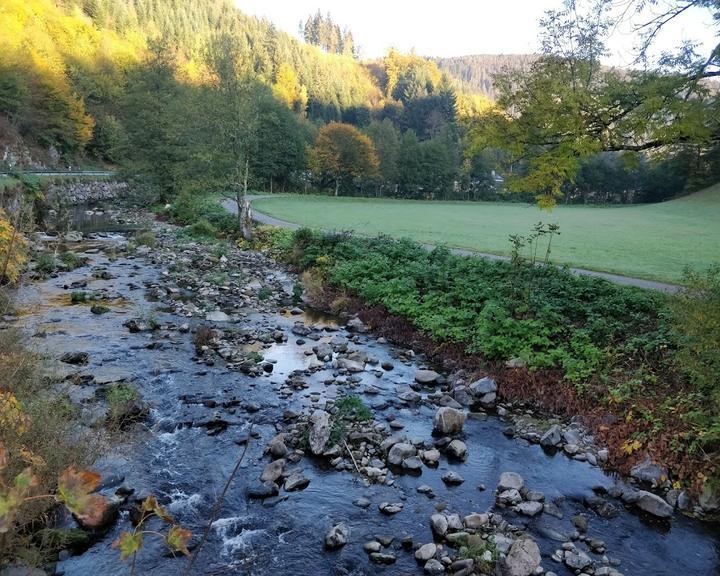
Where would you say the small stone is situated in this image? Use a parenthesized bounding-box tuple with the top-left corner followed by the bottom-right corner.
(442, 471, 465, 485)
(284, 472, 309, 491)
(370, 552, 396, 564)
(364, 540, 381, 553)
(516, 501, 543, 516)
(379, 501, 404, 514)
(430, 513, 448, 536)
(446, 439, 468, 461)
(503, 537, 541, 576)
(424, 558, 445, 575)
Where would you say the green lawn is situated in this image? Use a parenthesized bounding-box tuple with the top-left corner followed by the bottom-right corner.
(253, 184, 720, 282)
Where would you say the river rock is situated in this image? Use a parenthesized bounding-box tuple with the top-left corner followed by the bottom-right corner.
(364, 540, 381, 553)
(433, 407, 465, 435)
(422, 448, 441, 465)
(540, 425, 562, 447)
(346, 317, 366, 332)
(415, 542, 437, 561)
(205, 310, 229, 322)
(379, 501, 404, 514)
(60, 351, 89, 365)
(430, 514, 448, 536)
(309, 410, 331, 455)
(564, 549, 592, 571)
(388, 442, 417, 466)
(370, 552, 396, 564)
(635, 490, 673, 518)
(325, 522, 349, 549)
(516, 501, 543, 516)
(260, 459, 285, 482)
(446, 439, 468, 460)
(284, 472, 309, 491)
(402, 456, 423, 472)
(313, 342, 333, 360)
(630, 458, 668, 488)
(502, 537, 541, 576)
(247, 481, 279, 499)
(463, 513, 489, 529)
(497, 489, 522, 505)
(498, 471, 524, 491)
(267, 435, 288, 459)
(415, 369, 441, 384)
(338, 358, 365, 372)
(699, 483, 720, 512)
(469, 376, 497, 396)
(424, 558, 445, 575)
(442, 471, 465, 485)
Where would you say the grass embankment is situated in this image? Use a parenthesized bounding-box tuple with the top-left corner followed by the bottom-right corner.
(275, 228, 719, 491)
(253, 184, 720, 283)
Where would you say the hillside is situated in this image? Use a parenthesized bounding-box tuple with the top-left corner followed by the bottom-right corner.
(433, 54, 537, 99)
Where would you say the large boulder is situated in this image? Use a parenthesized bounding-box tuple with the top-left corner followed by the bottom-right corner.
(540, 425, 562, 448)
(387, 443, 417, 466)
(309, 410, 332, 455)
(635, 490, 673, 518)
(433, 407, 465, 435)
(502, 537, 541, 576)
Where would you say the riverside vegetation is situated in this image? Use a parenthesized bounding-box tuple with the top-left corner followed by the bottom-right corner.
(274, 226, 720, 491)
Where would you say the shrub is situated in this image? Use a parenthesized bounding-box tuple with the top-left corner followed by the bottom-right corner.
(134, 230, 156, 247)
(170, 191, 238, 234)
(34, 252, 56, 275)
(186, 219, 218, 239)
(58, 251, 86, 270)
(335, 395, 372, 422)
(193, 325, 215, 352)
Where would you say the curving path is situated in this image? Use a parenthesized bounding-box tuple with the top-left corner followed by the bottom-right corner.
(224, 197, 682, 294)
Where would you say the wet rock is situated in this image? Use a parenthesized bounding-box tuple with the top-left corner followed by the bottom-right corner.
(260, 459, 285, 483)
(442, 471, 465, 485)
(630, 458, 668, 488)
(325, 523, 349, 549)
(267, 435, 288, 459)
(430, 514, 448, 536)
(346, 317, 366, 332)
(463, 513, 489, 529)
(313, 342, 333, 360)
(502, 537, 541, 576)
(540, 425, 562, 448)
(424, 559, 445, 575)
(370, 552, 396, 564)
(421, 449, 441, 465)
(379, 501, 404, 514)
(498, 472, 524, 492)
(364, 540, 381, 553)
(417, 485, 435, 497)
(571, 515, 588, 532)
(433, 407, 465, 435)
(415, 369, 441, 384)
(60, 351, 89, 365)
(388, 442, 417, 466)
(309, 410, 331, 455)
(469, 376, 496, 396)
(381, 361, 394, 371)
(337, 358, 365, 373)
(402, 456, 423, 472)
(284, 472, 310, 491)
(564, 549, 592, 571)
(635, 490, 673, 518)
(515, 501, 543, 516)
(353, 497, 371, 508)
(247, 481, 279, 499)
(497, 489, 522, 505)
(415, 542, 437, 561)
(446, 439, 467, 461)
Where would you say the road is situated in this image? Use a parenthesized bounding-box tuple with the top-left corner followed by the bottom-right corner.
(227, 196, 682, 293)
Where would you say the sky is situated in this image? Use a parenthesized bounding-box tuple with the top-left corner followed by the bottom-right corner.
(234, 0, 717, 67)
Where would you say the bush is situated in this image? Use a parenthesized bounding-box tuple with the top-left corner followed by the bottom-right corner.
(186, 219, 218, 239)
(0, 328, 99, 565)
(0, 208, 28, 284)
(134, 230, 156, 247)
(58, 251, 86, 270)
(34, 252, 56, 275)
(170, 191, 238, 234)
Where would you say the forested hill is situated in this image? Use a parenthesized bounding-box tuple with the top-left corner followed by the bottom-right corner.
(433, 54, 537, 99)
(0, 0, 381, 161)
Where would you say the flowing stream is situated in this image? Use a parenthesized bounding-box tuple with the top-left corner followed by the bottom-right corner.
(9, 226, 720, 576)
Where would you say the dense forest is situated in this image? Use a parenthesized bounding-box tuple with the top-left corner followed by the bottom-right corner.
(434, 54, 537, 100)
(1, 0, 717, 204)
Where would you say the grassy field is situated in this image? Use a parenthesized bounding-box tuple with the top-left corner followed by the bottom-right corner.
(253, 184, 720, 282)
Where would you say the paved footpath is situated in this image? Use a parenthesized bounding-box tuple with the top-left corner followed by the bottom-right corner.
(223, 197, 682, 294)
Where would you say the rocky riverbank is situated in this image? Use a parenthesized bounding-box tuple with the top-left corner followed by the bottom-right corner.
(4, 212, 719, 576)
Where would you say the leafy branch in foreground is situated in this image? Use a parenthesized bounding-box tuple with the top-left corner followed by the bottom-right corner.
(0, 442, 109, 534)
(112, 495, 191, 573)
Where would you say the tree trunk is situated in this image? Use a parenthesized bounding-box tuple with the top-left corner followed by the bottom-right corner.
(334, 177, 339, 197)
(240, 157, 253, 241)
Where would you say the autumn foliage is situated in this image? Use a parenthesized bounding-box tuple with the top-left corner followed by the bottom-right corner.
(0, 209, 27, 285)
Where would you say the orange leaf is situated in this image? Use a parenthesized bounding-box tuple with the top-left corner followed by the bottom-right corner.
(166, 525, 192, 556)
(57, 467, 107, 523)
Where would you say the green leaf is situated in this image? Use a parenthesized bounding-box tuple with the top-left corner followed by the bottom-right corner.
(112, 531, 143, 560)
(166, 525, 192, 556)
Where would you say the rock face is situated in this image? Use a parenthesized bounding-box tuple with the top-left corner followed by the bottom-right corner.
(309, 410, 332, 455)
(325, 523, 349, 549)
(433, 407, 465, 435)
(635, 490, 673, 518)
(502, 537, 541, 576)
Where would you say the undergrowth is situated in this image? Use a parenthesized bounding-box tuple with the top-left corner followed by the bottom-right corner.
(280, 227, 719, 488)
